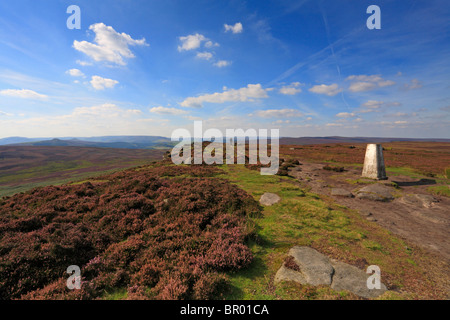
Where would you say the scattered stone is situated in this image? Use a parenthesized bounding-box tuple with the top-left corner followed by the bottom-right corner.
(331, 188, 354, 198)
(259, 192, 281, 206)
(356, 184, 394, 202)
(274, 246, 387, 298)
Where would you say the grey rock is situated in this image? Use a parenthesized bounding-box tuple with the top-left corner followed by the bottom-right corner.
(274, 265, 307, 285)
(330, 260, 387, 299)
(331, 188, 354, 198)
(274, 246, 387, 299)
(356, 184, 394, 202)
(288, 246, 334, 286)
(259, 192, 281, 206)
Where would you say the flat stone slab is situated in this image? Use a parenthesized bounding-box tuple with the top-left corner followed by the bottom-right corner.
(274, 246, 387, 299)
(288, 246, 334, 286)
(259, 192, 281, 206)
(274, 265, 308, 285)
(356, 184, 394, 202)
(330, 260, 387, 299)
(331, 188, 354, 198)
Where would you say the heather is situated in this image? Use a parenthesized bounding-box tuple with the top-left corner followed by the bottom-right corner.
(0, 164, 261, 299)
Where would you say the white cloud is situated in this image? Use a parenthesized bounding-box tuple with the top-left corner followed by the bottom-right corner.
(224, 22, 243, 34)
(205, 41, 219, 48)
(73, 23, 148, 66)
(180, 84, 270, 108)
(213, 60, 231, 68)
(347, 74, 395, 92)
(149, 106, 188, 115)
(359, 100, 383, 113)
(403, 78, 423, 90)
(66, 68, 85, 77)
(196, 52, 213, 60)
(76, 60, 93, 66)
(0, 89, 47, 99)
(71, 103, 141, 117)
(308, 83, 342, 96)
(178, 33, 208, 51)
(336, 112, 356, 118)
(254, 108, 303, 118)
(279, 82, 302, 95)
(358, 100, 401, 113)
(90, 75, 119, 90)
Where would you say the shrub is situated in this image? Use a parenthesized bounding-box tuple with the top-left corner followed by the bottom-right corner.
(0, 165, 261, 300)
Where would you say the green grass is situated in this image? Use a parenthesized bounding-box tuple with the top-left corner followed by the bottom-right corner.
(385, 166, 422, 178)
(345, 178, 377, 185)
(102, 288, 128, 300)
(427, 185, 450, 197)
(214, 164, 443, 300)
(211, 165, 450, 300)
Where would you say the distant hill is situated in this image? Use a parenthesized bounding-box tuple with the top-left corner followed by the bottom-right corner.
(279, 136, 450, 145)
(1, 136, 449, 149)
(0, 136, 175, 149)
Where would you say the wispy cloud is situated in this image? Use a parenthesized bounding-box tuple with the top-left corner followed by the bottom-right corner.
(149, 106, 188, 115)
(0, 88, 47, 99)
(403, 78, 423, 90)
(336, 112, 356, 118)
(196, 52, 213, 60)
(213, 60, 231, 68)
(252, 108, 302, 118)
(180, 84, 270, 108)
(347, 74, 395, 92)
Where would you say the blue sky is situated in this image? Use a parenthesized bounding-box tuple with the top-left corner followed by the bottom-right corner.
(0, 0, 449, 138)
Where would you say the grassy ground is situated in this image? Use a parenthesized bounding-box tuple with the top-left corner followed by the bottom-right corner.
(216, 165, 449, 300)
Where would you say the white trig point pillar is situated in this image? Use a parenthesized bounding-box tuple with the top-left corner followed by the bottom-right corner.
(362, 144, 387, 180)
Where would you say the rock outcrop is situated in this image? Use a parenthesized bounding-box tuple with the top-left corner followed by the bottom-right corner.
(355, 184, 394, 202)
(331, 188, 354, 198)
(275, 246, 387, 299)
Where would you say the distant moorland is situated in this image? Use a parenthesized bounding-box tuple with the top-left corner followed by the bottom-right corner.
(0, 146, 165, 197)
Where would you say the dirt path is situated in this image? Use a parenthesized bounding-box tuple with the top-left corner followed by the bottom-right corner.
(287, 161, 450, 262)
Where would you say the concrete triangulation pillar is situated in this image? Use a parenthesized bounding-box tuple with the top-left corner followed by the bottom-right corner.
(362, 144, 387, 180)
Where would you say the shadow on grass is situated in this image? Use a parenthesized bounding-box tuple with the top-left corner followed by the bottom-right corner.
(225, 255, 270, 299)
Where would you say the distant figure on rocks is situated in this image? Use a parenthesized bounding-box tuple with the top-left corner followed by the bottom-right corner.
(362, 144, 387, 180)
